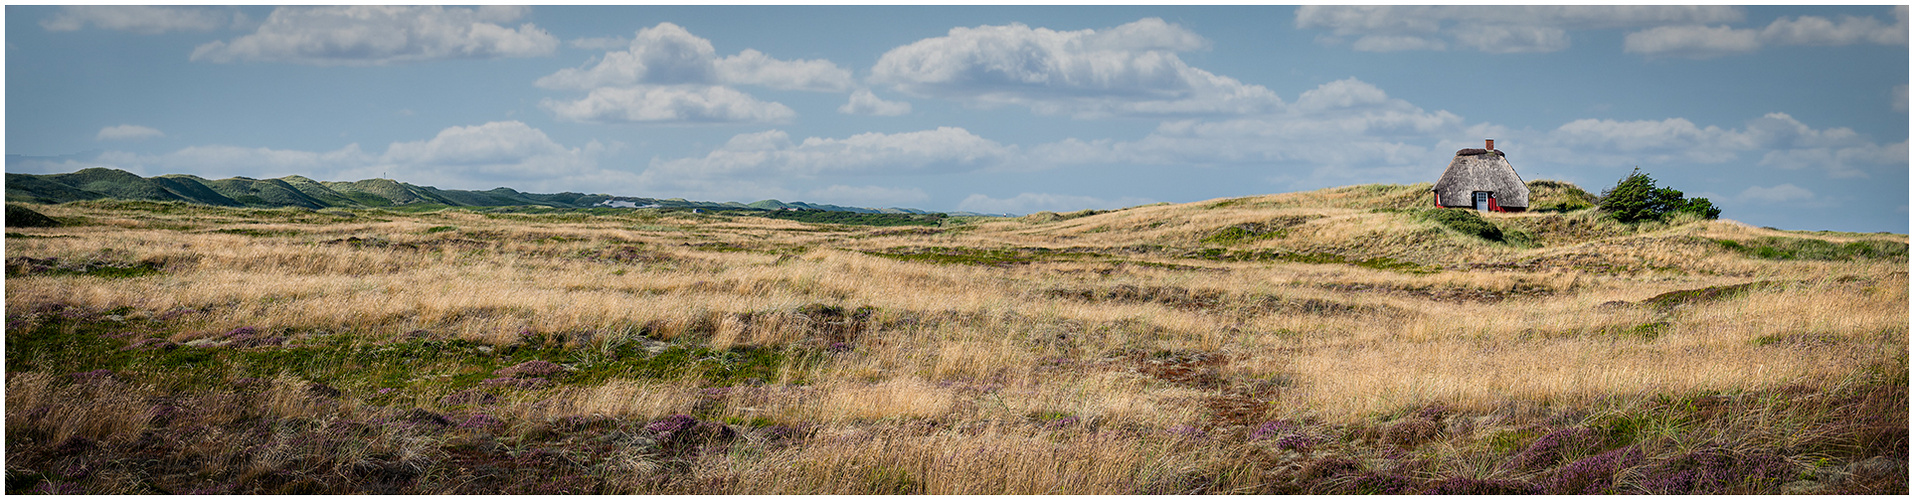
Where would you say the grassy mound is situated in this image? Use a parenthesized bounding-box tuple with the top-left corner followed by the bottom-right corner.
(6, 204, 61, 228)
(1528, 179, 1597, 213)
(1419, 209, 1504, 242)
(1716, 237, 1909, 261)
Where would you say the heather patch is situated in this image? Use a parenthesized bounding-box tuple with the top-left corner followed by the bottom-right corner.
(67, 369, 116, 384)
(494, 360, 568, 378)
(1422, 476, 1540, 494)
(1505, 427, 1600, 471)
(480, 376, 553, 390)
(1542, 445, 1642, 494)
(220, 326, 289, 348)
(1382, 417, 1440, 448)
(1351, 472, 1419, 494)
(1639, 447, 1795, 494)
(441, 388, 498, 406)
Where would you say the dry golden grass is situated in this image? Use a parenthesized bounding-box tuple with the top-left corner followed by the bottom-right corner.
(10, 200, 1905, 417)
(5, 194, 1906, 494)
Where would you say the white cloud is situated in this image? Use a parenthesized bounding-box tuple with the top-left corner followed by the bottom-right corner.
(1311, 5, 1747, 32)
(955, 192, 1156, 215)
(42, 6, 237, 34)
(1295, 6, 1444, 37)
(1739, 112, 1865, 149)
(1297, 6, 1744, 53)
(541, 85, 796, 124)
(1308, 6, 1907, 56)
(716, 49, 855, 92)
(1081, 17, 1209, 52)
(1738, 184, 1815, 203)
(372, 121, 628, 190)
(190, 6, 558, 65)
(1624, 7, 1906, 58)
(1351, 35, 1447, 52)
(1548, 117, 1753, 162)
(1760, 9, 1907, 46)
(1292, 78, 1390, 111)
(869, 18, 1282, 117)
(96, 124, 164, 141)
(1450, 25, 1570, 53)
(1757, 142, 1906, 179)
(537, 22, 852, 92)
(1536, 112, 1899, 178)
(382, 121, 572, 170)
(1622, 25, 1763, 58)
(805, 185, 930, 207)
(839, 89, 912, 116)
(536, 23, 719, 90)
(537, 22, 853, 125)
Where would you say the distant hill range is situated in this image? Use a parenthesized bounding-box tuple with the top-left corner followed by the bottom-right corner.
(5, 167, 998, 216)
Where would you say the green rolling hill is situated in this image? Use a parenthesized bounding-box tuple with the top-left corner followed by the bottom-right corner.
(4, 167, 998, 216)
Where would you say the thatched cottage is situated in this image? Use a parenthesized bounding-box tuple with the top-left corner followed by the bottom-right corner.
(1432, 139, 1528, 212)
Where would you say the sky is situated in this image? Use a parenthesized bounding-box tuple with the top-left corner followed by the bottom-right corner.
(5, 5, 1909, 232)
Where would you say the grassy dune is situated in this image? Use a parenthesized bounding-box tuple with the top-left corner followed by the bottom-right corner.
(5, 182, 1907, 494)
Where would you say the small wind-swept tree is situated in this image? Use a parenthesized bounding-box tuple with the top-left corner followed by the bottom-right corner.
(1599, 168, 1720, 223)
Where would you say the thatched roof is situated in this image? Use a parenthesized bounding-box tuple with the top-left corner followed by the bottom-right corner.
(1433, 149, 1528, 208)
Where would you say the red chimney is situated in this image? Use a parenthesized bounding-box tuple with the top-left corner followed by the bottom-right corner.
(1486, 138, 1495, 150)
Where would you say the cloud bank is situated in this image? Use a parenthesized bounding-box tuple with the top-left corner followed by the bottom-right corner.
(870, 18, 1282, 117)
(190, 6, 558, 65)
(542, 86, 796, 124)
(1296, 6, 1744, 53)
(41, 6, 240, 34)
(96, 125, 164, 141)
(1624, 7, 1908, 58)
(538, 22, 854, 125)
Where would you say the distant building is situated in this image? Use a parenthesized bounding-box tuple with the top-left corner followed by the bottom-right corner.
(1432, 138, 1528, 212)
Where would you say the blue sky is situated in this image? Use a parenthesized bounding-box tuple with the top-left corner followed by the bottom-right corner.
(6, 5, 1908, 232)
